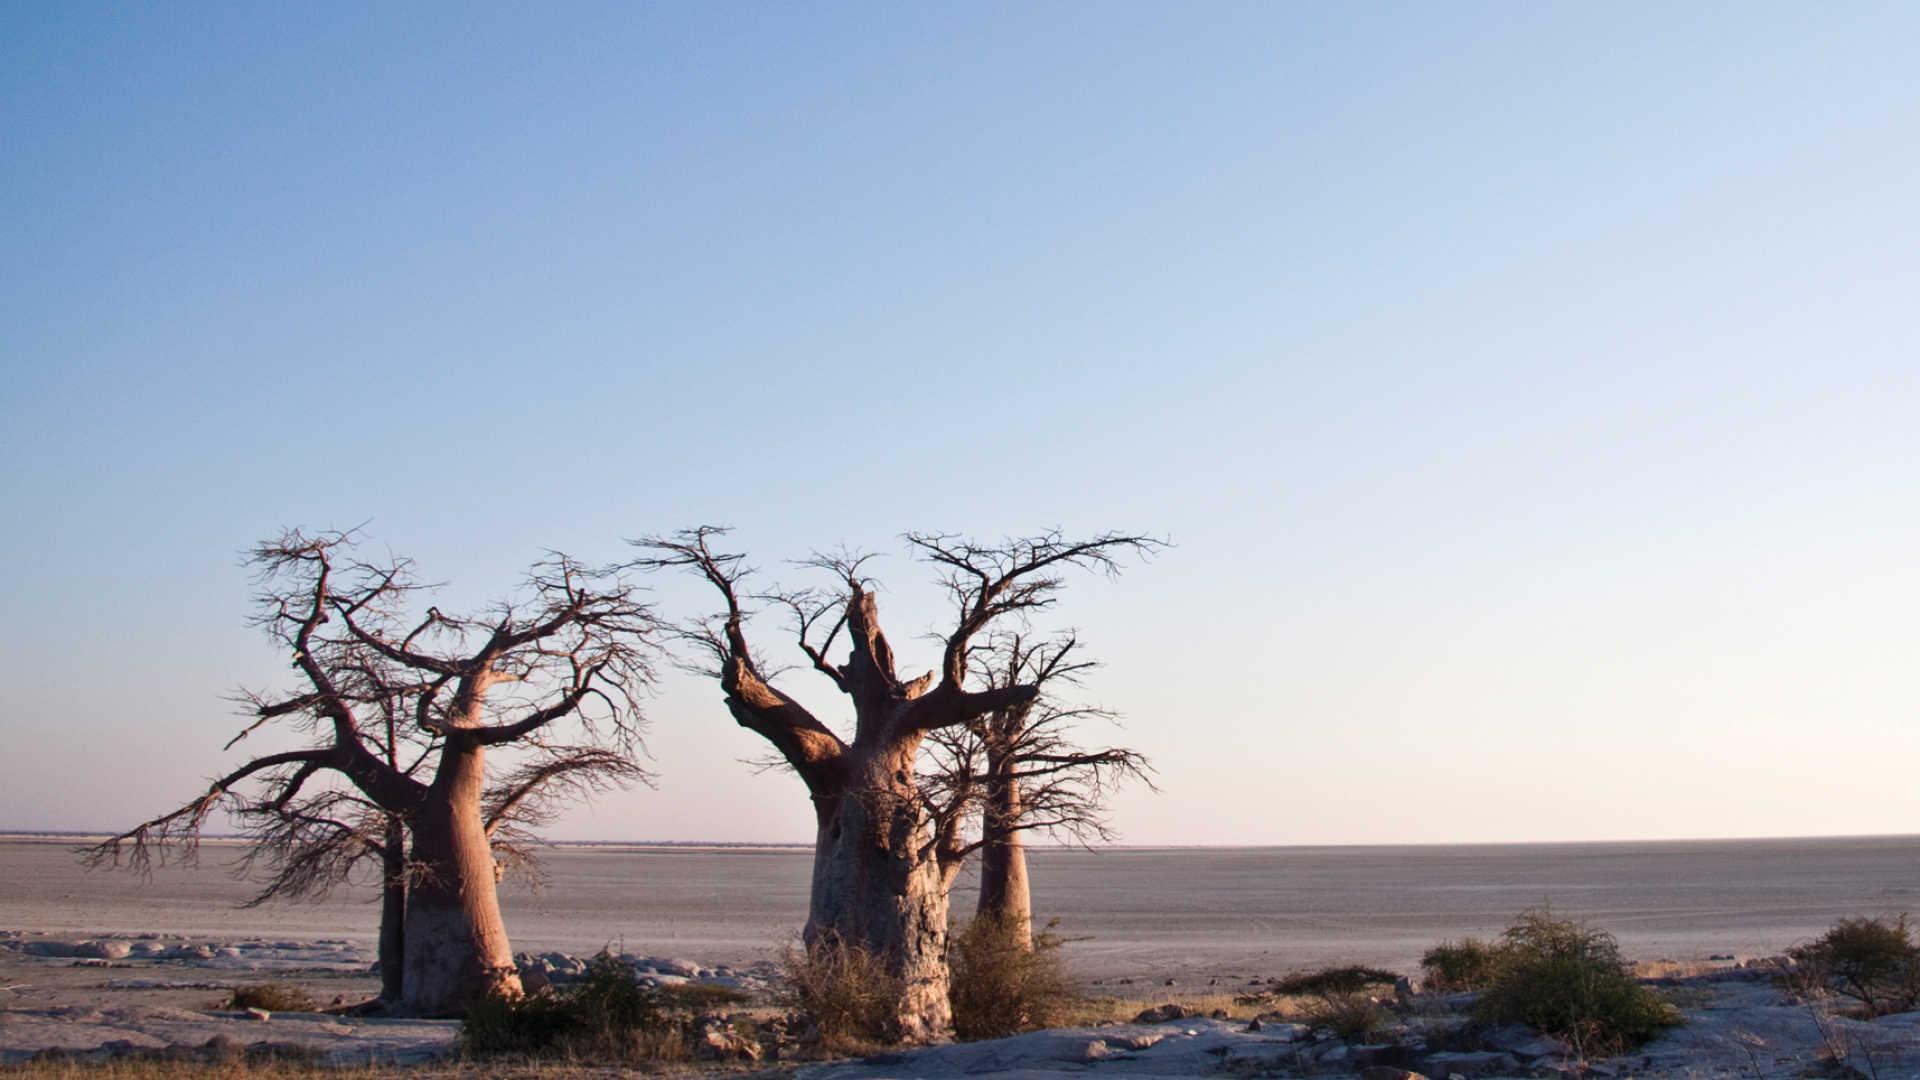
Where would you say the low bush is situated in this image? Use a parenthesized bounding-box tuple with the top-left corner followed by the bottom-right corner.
(1299, 990, 1389, 1041)
(1786, 915, 1920, 1017)
(781, 932, 903, 1050)
(460, 988, 578, 1056)
(1422, 937, 1507, 992)
(224, 984, 318, 1013)
(460, 951, 685, 1062)
(1271, 965, 1400, 997)
(948, 914, 1077, 1040)
(1472, 907, 1681, 1057)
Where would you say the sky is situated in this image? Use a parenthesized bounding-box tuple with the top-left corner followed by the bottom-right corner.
(3, 3, 1919, 847)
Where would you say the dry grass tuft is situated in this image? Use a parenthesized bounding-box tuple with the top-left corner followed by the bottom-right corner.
(780, 932, 903, 1051)
(947, 915, 1077, 1040)
(223, 984, 320, 1013)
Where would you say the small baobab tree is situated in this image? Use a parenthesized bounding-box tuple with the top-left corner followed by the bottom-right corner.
(924, 631, 1151, 950)
(631, 527, 1158, 1039)
(88, 529, 657, 1016)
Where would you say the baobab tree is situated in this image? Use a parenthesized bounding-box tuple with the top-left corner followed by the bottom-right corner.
(925, 632, 1151, 950)
(88, 529, 657, 1015)
(631, 528, 1158, 1039)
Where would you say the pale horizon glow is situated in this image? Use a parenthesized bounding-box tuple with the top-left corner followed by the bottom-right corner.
(3, 4, 1919, 849)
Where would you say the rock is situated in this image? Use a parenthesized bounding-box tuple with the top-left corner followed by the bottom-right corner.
(1246, 1017, 1264, 1032)
(1318, 1044, 1350, 1063)
(1421, 1050, 1522, 1076)
(1074, 1039, 1111, 1061)
(696, 1022, 762, 1061)
(77, 940, 133, 960)
(202, 1035, 245, 1062)
(1255, 1019, 1311, 1041)
(1131, 1003, 1189, 1023)
(1111, 1033, 1164, 1050)
(648, 956, 701, 977)
(1362, 1069, 1430, 1080)
(1209, 1008, 1229, 1019)
(1395, 975, 1416, 1004)
(519, 967, 552, 995)
(23, 941, 82, 957)
(1480, 1023, 1567, 1060)
(245, 1007, 271, 1022)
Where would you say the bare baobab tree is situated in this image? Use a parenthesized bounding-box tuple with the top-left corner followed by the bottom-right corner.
(87, 529, 657, 1016)
(631, 527, 1159, 1039)
(924, 632, 1151, 950)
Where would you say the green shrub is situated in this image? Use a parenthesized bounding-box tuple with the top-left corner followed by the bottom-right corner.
(461, 987, 578, 1055)
(1472, 908, 1681, 1057)
(224, 983, 319, 1012)
(1300, 990, 1389, 1041)
(948, 914, 1077, 1040)
(461, 952, 685, 1061)
(1271, 965, 1400, 997)
(781, 932, 903, 1050)
(1422, 938, 1507, 992)
(1787, 915, 1920, 1017)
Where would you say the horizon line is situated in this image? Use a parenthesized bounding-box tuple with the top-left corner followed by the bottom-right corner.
(6, 829, 1916, 851)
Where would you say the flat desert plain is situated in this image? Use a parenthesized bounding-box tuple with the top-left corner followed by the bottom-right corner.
(5, 834, 1918, 982)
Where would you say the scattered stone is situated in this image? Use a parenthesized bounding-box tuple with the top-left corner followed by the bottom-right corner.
(696, 1021, 761, 1061)
(1132, 1003, 1189, 1023)
(1361, 1068, 1430, 1080)
(1110, 1033, 1163, 1050)
(76, 941, 133, 961)
(245, 1007, 271, 1022)
(1480, 1022, 1567, 1060)
(202, 1035, 245, 1062)
(1421, 1049, 1523, 1076)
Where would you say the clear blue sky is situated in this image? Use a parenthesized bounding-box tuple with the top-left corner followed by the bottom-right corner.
(4, 3, 1918, 845)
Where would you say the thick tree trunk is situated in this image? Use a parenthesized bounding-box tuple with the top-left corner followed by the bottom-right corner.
(400, 742, 521, 1016)
(378, 820, 407, 1004)
(974, 747, 1033, 949)
(805, 745, 952, 1042)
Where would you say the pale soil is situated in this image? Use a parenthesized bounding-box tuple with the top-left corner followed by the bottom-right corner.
(12, 932, 1920, 1078)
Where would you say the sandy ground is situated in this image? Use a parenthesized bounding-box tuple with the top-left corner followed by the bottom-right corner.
(12, 931, 1920, 1077)
(0, 931, 453, 1066)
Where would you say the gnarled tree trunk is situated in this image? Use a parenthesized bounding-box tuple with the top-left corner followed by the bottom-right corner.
(807, 745, 952, 1041)
(401, 743, 521, 1016)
